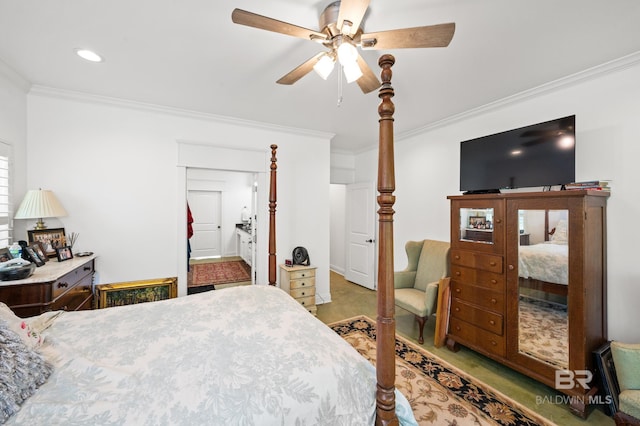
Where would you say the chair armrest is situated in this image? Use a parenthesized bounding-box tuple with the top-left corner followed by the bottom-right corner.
(394, 271, 417, 289)
(423, 281, 440, 317)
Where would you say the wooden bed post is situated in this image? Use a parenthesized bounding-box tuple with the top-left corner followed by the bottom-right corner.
(376, 54, 398, 426)
(268, 144, 277, 286)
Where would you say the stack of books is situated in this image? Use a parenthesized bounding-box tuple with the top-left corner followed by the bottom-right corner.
(565, 180, 611, 191)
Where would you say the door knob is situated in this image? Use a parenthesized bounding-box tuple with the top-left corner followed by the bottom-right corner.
(365, 239, 375, 243)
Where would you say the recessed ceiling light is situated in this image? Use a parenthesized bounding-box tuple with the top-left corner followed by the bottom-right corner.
(75, 49, 104, 63)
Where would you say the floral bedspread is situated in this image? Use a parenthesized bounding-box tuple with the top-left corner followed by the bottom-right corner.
(8, 285, 413, 425)
(518, 242, 568, 285)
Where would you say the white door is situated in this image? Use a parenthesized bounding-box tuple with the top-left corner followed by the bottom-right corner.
(345, 182, 376, 289)
(188, 190, 222, 258)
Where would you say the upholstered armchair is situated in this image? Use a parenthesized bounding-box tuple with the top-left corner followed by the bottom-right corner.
(612, 341, 640, 425)
(394, 239, 450, 344)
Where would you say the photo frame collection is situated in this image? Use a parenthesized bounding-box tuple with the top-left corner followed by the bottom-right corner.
(27, 228, 66, 259)
(593, 341, 620, 416)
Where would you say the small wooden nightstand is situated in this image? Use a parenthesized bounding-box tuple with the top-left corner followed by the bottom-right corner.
(279, 264, 317, 316)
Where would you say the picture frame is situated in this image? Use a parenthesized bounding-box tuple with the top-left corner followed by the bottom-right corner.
(94, 277, 178, 309)
(0, 248, 12, 262)
(468, 216, 486, 228)
(24, 245, 45, 266)
(593, 341, 619, 416)
(32, 241, 49, 263)
(27, 228, 66, 258)
(55, 246, 74, 262)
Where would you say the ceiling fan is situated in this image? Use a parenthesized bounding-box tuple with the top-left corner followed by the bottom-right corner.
(231, 0, 455, 94)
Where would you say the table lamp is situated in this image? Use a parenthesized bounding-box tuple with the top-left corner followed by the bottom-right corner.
(14, 189, 67, 230)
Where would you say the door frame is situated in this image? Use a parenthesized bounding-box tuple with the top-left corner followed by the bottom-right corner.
(176, 141, 270, 296)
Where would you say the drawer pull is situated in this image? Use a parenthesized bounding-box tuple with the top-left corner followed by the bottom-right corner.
(489, 320, 495, 325)
(491, 279, 497, 284)
(508, 265, 515, 271)
(455, 271, 461, 276)
(301, 292, 305, 296)
(455, 326, 461, 331)
(495, 219, 502, 224)
(490, 340, 497, 346)
(454, 255, 460, 260)
(489, 261, 496, 266)
(84, 266, 91, 271)
(455, 307, 460, 312)
(490, 298, 497, 304)
(455, 288, 461, 293)
(301, 273, 306, 277)
(301, 301, 305, 305)
(58, 282, 69, 289)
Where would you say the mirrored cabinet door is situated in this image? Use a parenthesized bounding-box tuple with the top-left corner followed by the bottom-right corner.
(515, 208, 569, 370)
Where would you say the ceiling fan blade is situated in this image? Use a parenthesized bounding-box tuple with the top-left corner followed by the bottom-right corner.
(355, 55, 381, 94)
(276, 52, 325, 85)
(232, 9, 328, 41)
(360, 23, 455, 50)
(337, 0, 370, 37)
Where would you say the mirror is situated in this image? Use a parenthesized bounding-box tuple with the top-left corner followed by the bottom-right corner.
(459, 207, 494, 244)
(517, 209, 569, 369)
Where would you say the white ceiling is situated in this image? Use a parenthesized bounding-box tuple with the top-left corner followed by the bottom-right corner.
(1, 0, 639, 153)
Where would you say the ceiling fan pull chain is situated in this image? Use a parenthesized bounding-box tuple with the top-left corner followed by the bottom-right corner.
(337, 67, 344, 107)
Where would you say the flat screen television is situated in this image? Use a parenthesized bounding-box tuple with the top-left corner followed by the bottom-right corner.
(459, 115, 575, 194)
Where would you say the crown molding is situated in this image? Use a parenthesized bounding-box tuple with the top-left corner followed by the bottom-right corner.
(0, 58, 31, 92)
(397, 50, 640, 141)
(28, 85, 335, 141)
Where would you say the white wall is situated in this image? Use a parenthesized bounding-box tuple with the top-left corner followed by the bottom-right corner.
(354, 58, 640, 342)
(0, 61, 28, 219)
(20, 88, 333, 302)
(329, 184, 346, 274)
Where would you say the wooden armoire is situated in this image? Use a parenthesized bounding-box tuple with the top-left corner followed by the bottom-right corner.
(446, 190, 608, 418)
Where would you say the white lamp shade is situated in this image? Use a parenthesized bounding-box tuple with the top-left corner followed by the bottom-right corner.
(14, 189, 67, 219)
(337, 41, 358, 65)
(313, 54, 335, 80)
(343, 61, 363, 83)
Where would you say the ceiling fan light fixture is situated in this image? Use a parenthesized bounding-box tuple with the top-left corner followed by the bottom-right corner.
(336, 39, 358, 65)
(75, 48, 103, 63)
(342, 61, 362, 83)
(313, 54, 335, 80)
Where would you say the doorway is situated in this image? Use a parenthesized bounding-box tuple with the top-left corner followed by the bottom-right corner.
(187, 189, 222, 259)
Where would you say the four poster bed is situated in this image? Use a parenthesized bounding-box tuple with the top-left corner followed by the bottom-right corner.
(1, 56, 406, 424)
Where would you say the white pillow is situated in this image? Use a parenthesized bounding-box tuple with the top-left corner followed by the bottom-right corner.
(550, 219, 568, 243)
(0, 303, 43, 349)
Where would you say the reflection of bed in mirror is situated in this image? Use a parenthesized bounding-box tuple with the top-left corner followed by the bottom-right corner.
(518, 213, 569, 369)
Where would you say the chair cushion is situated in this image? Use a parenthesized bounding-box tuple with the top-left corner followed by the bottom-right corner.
(619, 390, 640, 420)
(414, 240, 450, 292)
(612, 341, 640, 391)
(395, 288, 428, 317)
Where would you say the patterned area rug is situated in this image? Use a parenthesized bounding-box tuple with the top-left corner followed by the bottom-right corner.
(188, 260, 251, 287)
(519, 296, 568, 369)
(330, 316, 556, 426)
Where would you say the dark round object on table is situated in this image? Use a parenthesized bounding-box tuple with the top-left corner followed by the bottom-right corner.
(0, 262, 36, 281)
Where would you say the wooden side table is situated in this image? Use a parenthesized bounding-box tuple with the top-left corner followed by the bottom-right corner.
(279, 264, 317, 316)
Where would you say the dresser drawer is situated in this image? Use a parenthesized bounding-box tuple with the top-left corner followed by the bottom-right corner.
(52, 260, 95, 298)
(290, 276, 315, 290)
(290, 286, 314, 300)
(450, 249, 503, 274)
(449, 317, 505, 357)
(289, 268, 316, 280)
(450, 265, 505, 292)
(451, 281, 504, 313)
(450, 299, 503, 335)
(296, 295, 315, 309)
(51, 273, 93, 311)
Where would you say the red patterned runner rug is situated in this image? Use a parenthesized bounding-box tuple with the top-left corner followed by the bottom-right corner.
(188, 260, 251, 287)
(329, 316, 557, 426)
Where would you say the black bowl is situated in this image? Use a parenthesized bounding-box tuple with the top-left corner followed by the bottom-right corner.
(0, 262, 36, 281)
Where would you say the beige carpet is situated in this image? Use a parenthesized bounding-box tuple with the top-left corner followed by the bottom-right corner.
(330, 316, 557, 426)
